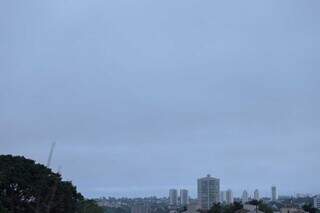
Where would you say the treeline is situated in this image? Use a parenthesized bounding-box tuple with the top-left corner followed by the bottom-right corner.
(201, 200, 320, 213)
(0, 155, 104, 213)
(198, 200, 273, 213)
(102, 205, 168, 213)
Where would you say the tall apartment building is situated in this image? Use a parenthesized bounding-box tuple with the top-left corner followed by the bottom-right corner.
(180, 189, 189, 206)
(197, 174, 220, 210)
(314, 195, 320, 209)
(271, 186, 278, 201)
(169, 189, 178, 206)
(254, 189, 260, 200)
(220, 191, 227, 203)
(226, 189, 234, 205)
(242, 190, 249, 204)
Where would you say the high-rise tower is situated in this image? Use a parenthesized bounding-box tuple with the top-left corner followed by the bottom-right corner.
(254, 189, 259, 200)
(242, 190, 249, 204)
(169, 189, 178, 206)
(226, 189, 233, 204)
(197, 174, 220, 210)
(180, 189, 189, 206)
(271, 186, 278, 201)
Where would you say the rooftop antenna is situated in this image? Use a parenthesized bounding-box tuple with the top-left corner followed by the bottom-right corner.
(46, 142, 56, 168)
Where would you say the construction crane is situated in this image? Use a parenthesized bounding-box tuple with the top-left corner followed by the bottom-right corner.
(46, 142, 56, 168)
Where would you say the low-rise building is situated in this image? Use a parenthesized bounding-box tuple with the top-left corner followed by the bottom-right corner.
(234, 204, 264, 213)
(131, 204, 151, 213)
(184, 203, 200, 213)
(280, 207, 306, 213)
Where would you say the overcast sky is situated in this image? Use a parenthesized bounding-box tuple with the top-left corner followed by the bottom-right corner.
(1, 0, 320, 198)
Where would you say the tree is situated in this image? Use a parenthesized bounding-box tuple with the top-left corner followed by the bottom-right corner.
(302, 203, 318, 213)
(248, 200, 261, 213)
(248, 200, 273, 213)
(257, 202, 273, 213)
(78, 200, 105, 213)
(208, 202, 243, 213)
(231, 202, 243, 212)
(0, 202, 9, 213)
(248, 200, 260, 206)
(223, 202, 243, 213)
(0, 155, 85, 213)
(208, 203, 222, 213)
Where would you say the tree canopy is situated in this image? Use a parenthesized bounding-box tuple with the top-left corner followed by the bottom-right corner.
(248, 200, 273, 213)
(302, 203, 319, 213)
(206, 202, 243, 213)
(0, 155, 103, 213)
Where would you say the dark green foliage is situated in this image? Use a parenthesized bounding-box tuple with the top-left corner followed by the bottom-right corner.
(248, 200, 273, 213)
(224, 202, 243, 213)
(78, 200, 105, 213)
(257, 202, 273, 213)
(104, 206, 130, 213)
(248, 200, 260, 206)
(302, 203, 318, 213)
(207, 202, 243, 213)
(208, 203, 222, 213)
(0, 155, 103, 213)
(0, 203, 8, 213)
(0, 155, 83, 212)
(179, 206, 188, 212)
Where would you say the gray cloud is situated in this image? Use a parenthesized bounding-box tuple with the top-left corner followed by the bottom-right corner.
(1, 0, 320, 198)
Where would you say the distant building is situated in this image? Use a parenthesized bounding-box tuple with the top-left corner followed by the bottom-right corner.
(226, 189, 234, 205)
(314, 195, 320, 209)
(197, 174, 220, 210)
(236, 204, 264, 213)
(184, 203, 200, 213)
(180, 189, 189, 206)
(242, 190, 249, 204)
(169, 189, 178, 206)
(254, 189, 259, 200)
(271, 186, 278, 201)
(280, 207, 307, 213)
(220, 191, 227, 203)
(295, 193, 311, 198)
(131, 204, 151, 213)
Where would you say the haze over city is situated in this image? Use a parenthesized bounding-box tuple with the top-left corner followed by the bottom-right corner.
(1, 0, 320, 199)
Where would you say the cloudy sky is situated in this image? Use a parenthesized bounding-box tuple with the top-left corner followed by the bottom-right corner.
(1, 0, 320, 198)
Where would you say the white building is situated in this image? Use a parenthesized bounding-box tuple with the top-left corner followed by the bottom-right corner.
(169, 189, 178, 206)
(254, 189, 260, 200)
(271, 186, 278, 201)
(220, 191, 227, 203)
(314, 195, 320, 209)
(197, 174, 220, 210)
(242, 190, 249, 204)
(180, 189, 189, 206)
(226, 189, 234, 205)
